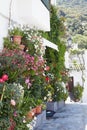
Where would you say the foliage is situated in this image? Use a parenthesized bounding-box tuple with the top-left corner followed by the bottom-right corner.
(61, 69, 70, 83)
(21, 26, 45, 56)
(42, 5, 66, 79)
(9, 26, 23, 36)
(72, 34, 87, 49)
(0, 49, 26, 83)
(0, 82, 27, 129)
(1, 18, 67, 129)
(0, 49, 45, 85)
(57, 0, 87, 50)
(5, 26, 45, 56)
(3, 37, 20, 50)
(53, 81, 68, 101)
(41, 5, 66, 102)
(43, 84, 54, 102)
(73, 83, 84, 101)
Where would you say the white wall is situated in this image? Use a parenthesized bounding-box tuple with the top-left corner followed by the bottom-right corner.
(70, 71, 82, 86)
(16, 0, 50, 31)
(65, 50, 87, 102)
(0, 0, 19, 52)
(65, 52, 70, 68)
(82, 50, 87, 102)
(0, 0, 50, 51)
(0, 0, 10, 52)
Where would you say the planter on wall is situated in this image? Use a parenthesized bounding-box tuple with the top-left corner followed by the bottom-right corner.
(26, 110, 34, 120)
(46, 101, 58, 112)
(33, 110, 46, 130)
(36, 105, 42, 114)
(46, 100, 65, 112)
(58, 100, 65, 109)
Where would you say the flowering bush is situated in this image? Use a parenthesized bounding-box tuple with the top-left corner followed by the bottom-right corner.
(0, 81, 25, 129)
(43, 84, 54, 102)
(9, 26, 23, 36)
(21, 26, 45, 56)
(0, 27, 57, 129)
(0, 49, 45, 85)
(53, 81, 68, 101)
(60, 69, 70, 83)
(73, 83, 84, 101)
(0, 48, 46, 129)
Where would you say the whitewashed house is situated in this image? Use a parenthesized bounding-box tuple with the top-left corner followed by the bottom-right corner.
(0, 0, 59, 52)
(65, 44, 87, 102)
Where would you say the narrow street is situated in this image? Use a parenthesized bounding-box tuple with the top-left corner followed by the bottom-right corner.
(36, 102, 87, 130)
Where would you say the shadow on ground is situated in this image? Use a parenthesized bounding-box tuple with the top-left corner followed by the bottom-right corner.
(36, 102, 87, 130)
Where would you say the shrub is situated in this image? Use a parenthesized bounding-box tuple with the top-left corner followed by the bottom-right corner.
(73, 83, 84, 101)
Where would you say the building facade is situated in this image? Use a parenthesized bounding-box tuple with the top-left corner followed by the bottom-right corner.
(0, 0, 51, 52)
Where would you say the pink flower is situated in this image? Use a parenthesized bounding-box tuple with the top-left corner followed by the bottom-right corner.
(44, 66, 50, 71)
(25, 78, 32, 89)
(0, 78, 4, 83)
(13, 111, 18, 117)
(10, 99, 16, 106)
(25, 78, 30, 84)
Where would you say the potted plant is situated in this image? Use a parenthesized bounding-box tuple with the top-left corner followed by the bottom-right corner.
(35, 99, 43, 114)
(73, 83, 84, 102)
(9, 27, 23, 44)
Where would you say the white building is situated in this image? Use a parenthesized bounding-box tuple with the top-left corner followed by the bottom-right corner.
(0, 0, 52, 52)
(0, 0, 58, 52)
(65, 48, 87, 103)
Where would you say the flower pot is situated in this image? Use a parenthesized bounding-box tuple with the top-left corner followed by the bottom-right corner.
(13, 35, 22, 44)
(19, 45, 25, 51)
(32, 107, 36, 115)
(46, 101, 58, 112)
(36, 105, 42, 114)
(26, 111, 34, 120)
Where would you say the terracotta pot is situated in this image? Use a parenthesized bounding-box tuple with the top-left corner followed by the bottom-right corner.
(19, 45, 25, 50)
(26, 111, 34, 120)
(32, 108, 36, 115)
(13, 35, 22, 44)
(36, 105, 42, 114)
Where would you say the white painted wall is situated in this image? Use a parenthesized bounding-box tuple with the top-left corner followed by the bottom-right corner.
(0, 0, 10, 52)
(0, 0, 50, 51)
(0, 0, 19, 52)
(65, 52, 70, 68)
(16, 0, 50, 31)
(82, 50, 87, 102)
(65, 50, 87, 102)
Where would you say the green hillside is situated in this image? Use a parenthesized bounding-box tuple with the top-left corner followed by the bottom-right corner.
(56, 0, 87, 47)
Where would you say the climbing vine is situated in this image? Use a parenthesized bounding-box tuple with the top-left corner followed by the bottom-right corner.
(42, 5, 66, 79)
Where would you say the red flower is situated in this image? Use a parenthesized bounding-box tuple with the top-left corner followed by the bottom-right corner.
(45, 76, 50, 82)
(2, 74, 8, 81)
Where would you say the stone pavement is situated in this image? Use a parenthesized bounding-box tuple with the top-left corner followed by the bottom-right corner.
(36, 102, 87, 130)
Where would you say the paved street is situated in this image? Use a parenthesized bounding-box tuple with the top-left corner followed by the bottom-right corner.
(36, 102, 87, 130)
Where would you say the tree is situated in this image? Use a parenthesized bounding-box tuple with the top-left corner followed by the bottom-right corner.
(72, 34, 87, 49)
(42, 5, 66, 79)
